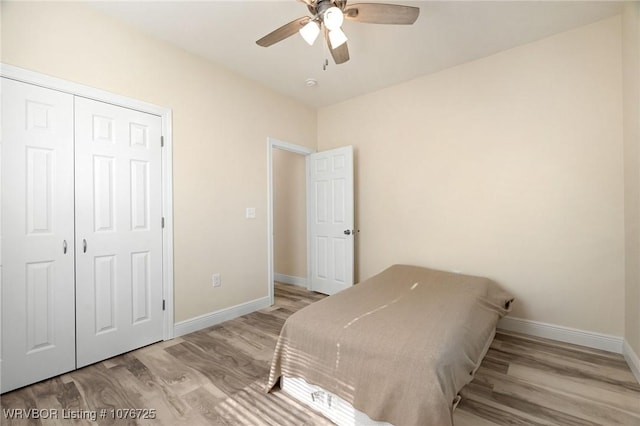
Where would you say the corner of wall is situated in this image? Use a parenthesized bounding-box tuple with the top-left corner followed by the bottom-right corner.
(623, 0, 640, 362)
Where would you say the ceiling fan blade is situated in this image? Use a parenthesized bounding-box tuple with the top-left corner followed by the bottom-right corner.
(325, 28, 350, 64)
(331, 42, 350, 64)
(256, 16, 310, 47)
(344, 3, 420, 25)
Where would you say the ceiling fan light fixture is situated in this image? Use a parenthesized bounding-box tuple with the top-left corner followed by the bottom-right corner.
(323, 6, 344, 31)
(329, 28, 348, 49)
(299, 20, 320, 45)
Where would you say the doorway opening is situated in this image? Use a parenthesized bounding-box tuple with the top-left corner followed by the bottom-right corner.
(267, 138, 315, 305)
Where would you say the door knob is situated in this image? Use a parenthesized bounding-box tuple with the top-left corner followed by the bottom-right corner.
(344, 230, 351, 235)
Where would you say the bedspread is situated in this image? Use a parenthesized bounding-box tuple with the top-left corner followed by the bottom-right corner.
(266, 264, 513, 426)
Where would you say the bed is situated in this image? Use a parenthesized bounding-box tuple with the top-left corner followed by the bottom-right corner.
(266, 264, 513, 426)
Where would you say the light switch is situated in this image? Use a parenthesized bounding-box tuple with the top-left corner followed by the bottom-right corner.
(246, 207, 256, 219)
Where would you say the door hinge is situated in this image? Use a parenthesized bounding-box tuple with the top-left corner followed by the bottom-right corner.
(162, 299, 166, 311)
(161, 136, 164, 147)
(161, 217, 165, 228)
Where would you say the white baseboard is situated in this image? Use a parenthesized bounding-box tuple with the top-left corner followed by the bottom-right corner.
(174, 296, 271, 337)
(623, 340, 640, 384)
(497, 316, 623, 354)
(274, 273, 308, 288)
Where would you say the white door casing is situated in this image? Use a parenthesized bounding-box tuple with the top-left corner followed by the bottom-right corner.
(308, 146, 354, 295)
(1, 79, 77, 392)
(74, 97, 164, 368)
(266, 137, 315, 305)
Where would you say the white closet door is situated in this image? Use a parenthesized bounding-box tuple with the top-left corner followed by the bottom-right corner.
(1, 79, 76, 392)
(74, 97, 163, 368)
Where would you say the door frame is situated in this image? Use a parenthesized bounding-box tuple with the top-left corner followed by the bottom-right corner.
(266, 137, 315, 305)
(1, 63, 175, 340)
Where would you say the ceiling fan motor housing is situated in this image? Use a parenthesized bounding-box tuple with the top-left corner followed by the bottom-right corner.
(312, 0, 341, 26)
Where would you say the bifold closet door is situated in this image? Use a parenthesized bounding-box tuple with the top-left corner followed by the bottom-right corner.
(1, 79, 76, 393)
(74, 97, 164, 368)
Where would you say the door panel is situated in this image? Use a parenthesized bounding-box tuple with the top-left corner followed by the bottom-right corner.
(309, 146, 354, 295)
(26, 261, 56, 352)
(131, 160, 150, 230)
(93, 155, 116, 232)
(1, 79, 76, 393)
(131, 251, 151, 324)
(26, 147, 54, 233)
(94, 255, 117, 334)
(74, 97, 163, 368)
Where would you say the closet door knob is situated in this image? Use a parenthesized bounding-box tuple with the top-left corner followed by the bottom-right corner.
(63, 240, 68, 254)
(83, 239, 87, 253)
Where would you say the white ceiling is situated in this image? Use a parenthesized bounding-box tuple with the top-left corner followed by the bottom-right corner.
(90, 1, 623, 108)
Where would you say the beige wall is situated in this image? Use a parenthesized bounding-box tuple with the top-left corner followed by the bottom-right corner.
(318, 17, 625, 336)
(0, 2, 317, 322)
(273, 149, 307, 279)
(623, 2, 640, 356)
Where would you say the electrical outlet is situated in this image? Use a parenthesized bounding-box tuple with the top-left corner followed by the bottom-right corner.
(212, 273, 221, 288)
(246, 207, 256, 219)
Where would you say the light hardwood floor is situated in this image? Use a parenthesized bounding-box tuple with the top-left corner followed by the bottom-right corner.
(1, 283, 639, 425)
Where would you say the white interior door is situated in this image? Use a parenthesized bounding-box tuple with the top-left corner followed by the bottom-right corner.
(74, 97, 163, 368)
(1, 79, 76, 392)
(308, 146, 354, 295)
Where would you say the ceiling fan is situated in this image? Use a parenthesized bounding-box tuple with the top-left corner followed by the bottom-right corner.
(256, 0, 420, 65)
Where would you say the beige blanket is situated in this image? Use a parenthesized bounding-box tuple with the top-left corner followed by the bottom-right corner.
(266, 264, 513, 426)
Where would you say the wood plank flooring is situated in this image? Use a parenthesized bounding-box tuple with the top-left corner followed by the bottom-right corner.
(1, 283, 639, 425)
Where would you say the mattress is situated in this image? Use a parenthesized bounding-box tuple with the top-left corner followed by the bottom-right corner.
(266, 264, 513, 426)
